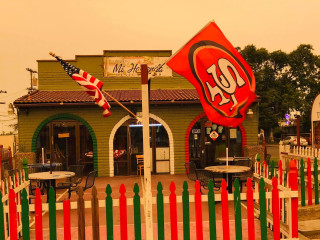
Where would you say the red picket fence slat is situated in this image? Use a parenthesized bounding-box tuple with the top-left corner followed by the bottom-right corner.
(169, 181, 178, 240)
(246, 178, 255, 240)
(221, 179, 230, 240)
(195, 180, 203, 240)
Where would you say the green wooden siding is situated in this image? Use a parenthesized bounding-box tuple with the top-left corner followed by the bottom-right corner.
(38, 53, 194, 91)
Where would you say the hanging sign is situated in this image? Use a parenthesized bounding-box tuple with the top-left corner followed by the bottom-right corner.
(166, 21, 256, 127)
(209, 130, 219, 140)
(58, 133, 70, 138)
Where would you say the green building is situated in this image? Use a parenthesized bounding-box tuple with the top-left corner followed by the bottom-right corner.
(14, 50, 259, 176)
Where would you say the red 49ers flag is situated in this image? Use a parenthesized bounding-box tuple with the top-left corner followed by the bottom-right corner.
(167, 21, 256, 127)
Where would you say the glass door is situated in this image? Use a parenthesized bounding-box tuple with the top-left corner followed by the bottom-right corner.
(51, 121, 77, 170)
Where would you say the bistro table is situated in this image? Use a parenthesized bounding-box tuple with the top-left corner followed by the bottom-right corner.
(205, 165, 250, 193)
(29, 171, 75, 201)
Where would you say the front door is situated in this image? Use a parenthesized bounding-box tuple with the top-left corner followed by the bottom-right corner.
(114, 119, 170, 175)
(51, 121, 78, 169)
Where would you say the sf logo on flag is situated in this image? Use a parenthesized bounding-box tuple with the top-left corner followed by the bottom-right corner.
(167, 22, 256, 127)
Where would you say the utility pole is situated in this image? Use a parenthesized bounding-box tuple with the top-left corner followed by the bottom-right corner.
(0, 90, 7, 104)
(26, 68, 37, 93)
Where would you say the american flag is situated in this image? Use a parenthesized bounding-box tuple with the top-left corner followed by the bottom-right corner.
(50, 53, 111, 117)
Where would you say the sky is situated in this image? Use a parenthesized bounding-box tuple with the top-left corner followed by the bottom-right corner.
(1, 0, 320, 132)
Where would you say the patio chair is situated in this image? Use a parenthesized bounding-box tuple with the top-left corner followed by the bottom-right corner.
(67, 170, 97, 199)
(233, 157, 254, 192)
(196, 169, 221, 191)
(56, 165, 85, 198)
(136, 155, 144, 176)
(184, 162, 198, 182)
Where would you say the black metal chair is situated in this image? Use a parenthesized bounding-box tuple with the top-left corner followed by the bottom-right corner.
(61, 170, 97, 199)
(233, 157, 254, 192)
(184, 162, 198, 182)
(196, 169, 221, 191)
(56, 165, 85, 198)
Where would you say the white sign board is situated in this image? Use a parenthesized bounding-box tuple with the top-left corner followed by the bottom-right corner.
(104, 56, 172, 77)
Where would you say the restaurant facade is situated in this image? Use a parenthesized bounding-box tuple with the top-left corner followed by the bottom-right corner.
(14, 50, 260, 176)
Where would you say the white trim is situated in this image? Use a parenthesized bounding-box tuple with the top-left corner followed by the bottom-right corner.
(108, 113, 174, 177)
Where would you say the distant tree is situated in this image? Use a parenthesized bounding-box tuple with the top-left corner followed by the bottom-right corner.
(238, 44, 320, 138)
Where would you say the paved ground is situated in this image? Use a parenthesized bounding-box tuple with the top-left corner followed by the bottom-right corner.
(28, 174, 274, 239)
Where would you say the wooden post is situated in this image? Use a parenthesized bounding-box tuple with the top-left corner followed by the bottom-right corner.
(77, 188, 85, 240)
(141, 64, 153, 240)
(91, 186, 100, 240)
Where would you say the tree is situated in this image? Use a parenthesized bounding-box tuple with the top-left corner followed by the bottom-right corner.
(238, 44, 320, 139)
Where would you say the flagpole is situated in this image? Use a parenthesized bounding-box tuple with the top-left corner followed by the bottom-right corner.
(101, 90, 139, 120)
(141, 64, 153, 240)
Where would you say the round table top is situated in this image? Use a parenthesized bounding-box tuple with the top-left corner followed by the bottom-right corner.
(205, 165, 250, 173)
(216, 157, 235, 162)
(28, 171, 75, 180)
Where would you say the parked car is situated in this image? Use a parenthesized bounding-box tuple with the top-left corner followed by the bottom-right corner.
(282, 136, 308, 146)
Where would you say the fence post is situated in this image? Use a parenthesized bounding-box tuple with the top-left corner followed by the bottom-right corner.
(0, 192, 4, 240)
(169, 181, 178, 240)
(63, 199, 71, 240)
(307, 158, 312, 205)
(246, 179, 255, 240)
(182, 181, 190, 240)
(105, 184, 114, 240)
(9, 188, 17, 240)
(119, 184, 128, 240)
(221, 179, 230, 240)
(300, 158, 305, 206)
(91, 186, 100, 240)
(8, 147, 12, 170)
(21, 189, 30, 240)
(49, 187, 57, 240)
(133, 183, 141, 240)
(259, 178, 267, 240)
(77, 187, 85, 240)
(35, 188, 43, 240)
(0, 145, 2, 180)
(314, 157, 319, 205)
(272, 177, 280, 240)
(156, 182, 164, 240)
(233, 179, 242, 240)
(288, 160, 299, 238)
(208, 180, 217, 240)
(22, 158, 28, 181)
(195, 180, 203, 240)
